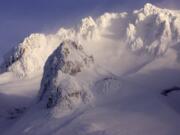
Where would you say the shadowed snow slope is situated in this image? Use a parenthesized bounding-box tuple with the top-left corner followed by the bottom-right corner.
(0, 3, 180, 135)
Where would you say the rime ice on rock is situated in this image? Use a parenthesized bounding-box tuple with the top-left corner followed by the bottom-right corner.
(39, 40, 93, 111)
(0, 34, 48, 77)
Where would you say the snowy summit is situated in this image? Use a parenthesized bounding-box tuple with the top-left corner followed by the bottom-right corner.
(0, 3, 180, 135)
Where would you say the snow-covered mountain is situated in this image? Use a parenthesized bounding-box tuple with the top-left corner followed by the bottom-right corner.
(1, 3, 180, 78)
(0, 3, 180, 135)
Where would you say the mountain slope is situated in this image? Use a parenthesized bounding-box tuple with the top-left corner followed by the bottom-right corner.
(0, 3, 180, 135)
(38, 40, 94, 117)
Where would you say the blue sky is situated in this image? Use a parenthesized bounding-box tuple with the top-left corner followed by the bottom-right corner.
(0, 0, 179, 56)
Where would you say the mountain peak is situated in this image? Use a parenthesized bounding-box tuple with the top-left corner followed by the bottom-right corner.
(144, 3, 158, 10)
(0, 33, 49, 77)
(79, 16, 97, 40)
(39, 40, 94, 114)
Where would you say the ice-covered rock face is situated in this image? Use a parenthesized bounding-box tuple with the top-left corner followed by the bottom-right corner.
(0, 33, 64, 78)
(39, 40, 93, 112)
(0, 34, 48, 77)
(132, 4, 180, 55)
(77, 3, 180, 56)
(0, 29, 76, 78)
(127, 3, 178, 55)
(78, 16, 98, 40)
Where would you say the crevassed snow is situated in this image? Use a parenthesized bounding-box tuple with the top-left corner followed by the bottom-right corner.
(0, 3, 180, 135)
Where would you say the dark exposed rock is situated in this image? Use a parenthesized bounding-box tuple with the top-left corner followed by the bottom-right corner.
(161, 86, 180, 96)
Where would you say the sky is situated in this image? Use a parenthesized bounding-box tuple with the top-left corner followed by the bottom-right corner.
(0, 0, 180, 57)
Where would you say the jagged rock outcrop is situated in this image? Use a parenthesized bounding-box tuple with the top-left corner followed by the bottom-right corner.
(94, 3, 180, 56)
(77, 3, 180, 55)
(127, 3, 180, 55)
(78, 16, 98, 40)
(0, 30, 77, 78)
(0, 34, 60, 78)
(161, 86, 180, 96)
(39, 40, 93, 111)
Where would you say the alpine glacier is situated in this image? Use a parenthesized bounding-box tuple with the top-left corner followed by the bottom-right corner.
(0, 3, 180, 135)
